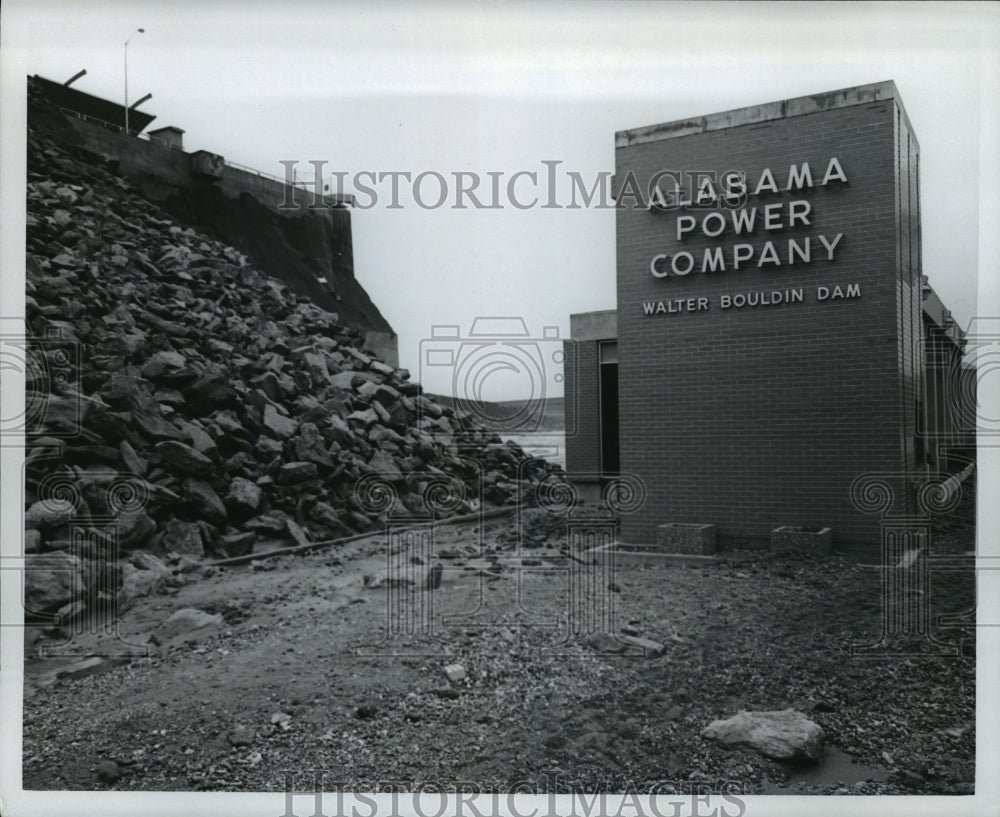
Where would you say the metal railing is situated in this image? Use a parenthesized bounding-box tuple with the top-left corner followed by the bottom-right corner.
(224, 159, 292, 185)
(59, 107, 124, 133)
(58, 107, 184, 150)
(224, 160, 354, 206)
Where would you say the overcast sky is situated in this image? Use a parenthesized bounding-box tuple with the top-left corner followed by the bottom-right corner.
(3, 1, 999, 399)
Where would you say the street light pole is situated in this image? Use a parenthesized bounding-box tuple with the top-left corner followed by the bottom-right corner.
(124, 28, 145, 135)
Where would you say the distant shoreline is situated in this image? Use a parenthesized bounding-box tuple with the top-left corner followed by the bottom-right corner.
(428, 394, 565, 434)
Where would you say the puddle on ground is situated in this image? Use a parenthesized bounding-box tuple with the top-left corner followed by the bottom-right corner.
(761, 746, 891, 793)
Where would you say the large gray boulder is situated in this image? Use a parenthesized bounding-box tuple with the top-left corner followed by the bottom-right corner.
(293, 422, 336, 468)
(116, 508, 157, 550)
(262, 404, 298, 439)
(182, 479, 228, 526)
(117, 562, 166, 610)
(702, 709, 824, 762)
(162, 518, 205, 556)
(24, 552, 84, 613)
(225, 477, 261, 521)
(24, 499, 76, 530)
(276, 461, 318, 485)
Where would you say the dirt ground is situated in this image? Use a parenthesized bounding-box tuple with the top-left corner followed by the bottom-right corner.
(21, 488, 976, 796)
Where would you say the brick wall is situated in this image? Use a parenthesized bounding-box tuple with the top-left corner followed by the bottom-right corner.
(614, 90, 920, 550)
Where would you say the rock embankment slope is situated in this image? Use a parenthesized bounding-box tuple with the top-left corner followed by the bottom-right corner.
(21, 79, 561, 621)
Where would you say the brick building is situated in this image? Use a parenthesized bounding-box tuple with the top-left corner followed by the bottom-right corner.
(564, 81, 972, 552)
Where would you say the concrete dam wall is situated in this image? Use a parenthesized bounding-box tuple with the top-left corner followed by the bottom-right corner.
(40, 79, 398, 366)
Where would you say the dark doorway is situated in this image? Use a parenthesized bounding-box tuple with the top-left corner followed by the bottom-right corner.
(599, 341, 620, 475)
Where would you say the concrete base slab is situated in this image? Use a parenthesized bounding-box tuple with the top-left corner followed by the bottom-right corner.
(656, 522, 717, 555)
(586, 543, 717, 567)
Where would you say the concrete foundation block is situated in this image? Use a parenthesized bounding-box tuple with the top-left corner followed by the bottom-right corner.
(656, 523, 716, 554)
(771, 526, 833, 555)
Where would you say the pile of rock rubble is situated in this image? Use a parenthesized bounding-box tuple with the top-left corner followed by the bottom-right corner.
(21, 82, 562, 621)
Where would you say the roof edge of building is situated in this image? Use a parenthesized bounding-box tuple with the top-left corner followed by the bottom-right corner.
(922, 280, 966, 347)
(569, 309, 618, 341)
(616, 80, 912, 149)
